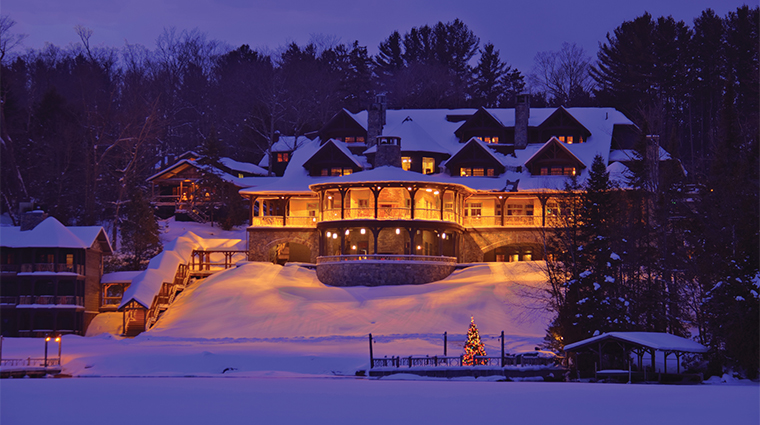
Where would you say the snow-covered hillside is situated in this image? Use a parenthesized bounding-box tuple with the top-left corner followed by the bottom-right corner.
(149, 261, 550, 346)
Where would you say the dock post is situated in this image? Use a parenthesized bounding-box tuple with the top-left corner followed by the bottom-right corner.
(500, 331, 505, 367)
(368, 333, 374, 369)
(443, 331, 447, 356)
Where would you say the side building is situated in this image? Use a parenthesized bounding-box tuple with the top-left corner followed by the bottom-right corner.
(241, 97, 680, 286)
(0, 212, 113, 337)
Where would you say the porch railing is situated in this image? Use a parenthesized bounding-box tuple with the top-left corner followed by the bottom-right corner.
(16, 295, 83, 306)
(19, 263, 84, 275)
(371, 354, 557, 369)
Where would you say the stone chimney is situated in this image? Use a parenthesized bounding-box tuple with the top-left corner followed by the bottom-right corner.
(367, 93, 387, 148)
(20, 210, 48, 231)
(515, 93, 530, 149)
(374, 136, 401, 168)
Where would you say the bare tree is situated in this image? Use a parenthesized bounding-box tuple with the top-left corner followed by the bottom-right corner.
(0, 15, 27, 64)
(529, 42, 595, 107)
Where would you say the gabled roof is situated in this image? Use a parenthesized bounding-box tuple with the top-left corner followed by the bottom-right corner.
(442, 137, 506, 168)
(564, 332, 708, 353)
(318, 109, 367, 141)
(537, 106, 592, 137)
(0, 217, 112, 254)
(524, 137, 587, 170)
(302, 139, 364, 171)
(454, 107, 505, 139)
(146, 159, 198, 182)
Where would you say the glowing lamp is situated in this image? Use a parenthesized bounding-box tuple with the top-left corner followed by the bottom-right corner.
(327, 231, 332, 237)
(395, 228, 400, 235)
(332, 233, 338, 239)
(417, 245, 421, 250)
(345, 229, 349, 235)
(360, 229, 366, 235)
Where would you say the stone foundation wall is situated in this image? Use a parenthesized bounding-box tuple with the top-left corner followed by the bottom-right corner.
(460, 228, 544, 262)
(317, 261, 456, 286)
(247, 228, 320, 263)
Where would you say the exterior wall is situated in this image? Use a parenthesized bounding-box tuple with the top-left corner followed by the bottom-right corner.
(317, 261, 456, 286)
(84, 248, 103, 332)
(248, 228, 320, 263)
(461, 228, 543, 262)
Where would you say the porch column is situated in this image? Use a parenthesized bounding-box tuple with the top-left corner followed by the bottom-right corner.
(538, 194, 550, 227)
(339, 228, 346, 255)
(371, 187, 382, 219)
(409, 187, 419, 220)
(439, 189, 446, 220)
(498, 195, 509, 227)
(438, 229, 444, 256)
(371, 228, 380, 255)
(407, 228, 415, 255)
(338, 188, 348, 219)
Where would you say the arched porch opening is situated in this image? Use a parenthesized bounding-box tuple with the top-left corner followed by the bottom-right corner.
(483, 243, 543, 262)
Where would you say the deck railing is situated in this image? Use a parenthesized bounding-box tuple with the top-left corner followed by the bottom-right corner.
(317, 255, 457, 264)
(371, 354, 557, 369)
(18, 263, 84, 275)
(16, 295, 83, 306)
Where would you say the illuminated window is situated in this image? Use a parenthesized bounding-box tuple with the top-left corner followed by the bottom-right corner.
(473, 168, 485, 177)
(486, 169, 495, 177)
(482, 136, 499, 144)
(563, 167, 576, 176)
(507, 204, 523, 216)
(277, 152, 289, 162)
(343, 169, 352, 176)
(551, 167, 563, 176)
(344, 136, 355, 143)
(566, 136, 573, 144)
(422, 157, 435, 174)
(331, 168, 342, 176)
(557, 136, 565, 143)
(358, 199, 369, 208)
(460, 168, 472, 176)
(540, 167, 549, 176)
(402, 157, 412, 171)
(238, 173, 244, 178)
(356, 136, 365, 143)
(66, 254, 74, 267)
(321, 169, 329, 176)
(465, 202, 482, 217)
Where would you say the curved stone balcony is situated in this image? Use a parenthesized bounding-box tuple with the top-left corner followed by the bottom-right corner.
(316, 254, 457, 286)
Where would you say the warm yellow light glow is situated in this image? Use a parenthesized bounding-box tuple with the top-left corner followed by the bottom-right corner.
(434, 191, 439, 195)
(333, 234, 338, 239)
(328, 196, 332, 199)
(345, 229, 350, 235)
(46, 337, 51, 342)
(352, 245, 357, 250)
(426, 188, 432, 192)
(55, 337, 61, 342)
(360, 229, 366, 235)
(395, 228, 400, 235)
(327, 231, 332, 237)
(498, 196, 503, 199)
(417, 245, 421, 250)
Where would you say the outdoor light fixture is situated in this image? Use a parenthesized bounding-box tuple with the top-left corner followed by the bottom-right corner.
(328, 196, 332, 199)
(434, 191, 439, 195)
(352, 245, 357, 250)
(360, 229, 366, 235)
(426, 188, 432, 192)
(395, 229, 400, 235)
(345, 230, 349, 235)
(333, 233, 338, 239)
(417, 245, 421, 250)
(327, 231, 332, 237)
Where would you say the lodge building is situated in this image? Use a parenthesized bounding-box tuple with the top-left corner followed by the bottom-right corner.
(241, 95, 678, 286)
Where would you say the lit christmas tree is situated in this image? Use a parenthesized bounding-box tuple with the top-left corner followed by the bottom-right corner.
(462, 316, 487, 366)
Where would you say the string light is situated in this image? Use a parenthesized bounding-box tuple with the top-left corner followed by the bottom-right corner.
(462, 316, 487, 366)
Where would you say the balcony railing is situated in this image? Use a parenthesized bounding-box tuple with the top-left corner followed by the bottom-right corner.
(250, 216, 318, 227)
(0, 296, 17, 304)
(463, 215, 540, 228)
(317, 254, 457, 265)
(19, 263, 84, 275)
(17, 295, 83, 306)
(1, 264, 19, 273)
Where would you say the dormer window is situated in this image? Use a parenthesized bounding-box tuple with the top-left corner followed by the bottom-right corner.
(343, 136, 365, 144)
(277, 152, 289, 162)
(422, 157, 435, 174)
(402, 157, 412, 171)
(460, 167, 495, 177)
(481, 137, 499, 144)
(540, 166, 576, 176)
(556, 135, 583, 144)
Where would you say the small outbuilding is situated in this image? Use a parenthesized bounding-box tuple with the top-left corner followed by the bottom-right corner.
(564, 332, 708, 382)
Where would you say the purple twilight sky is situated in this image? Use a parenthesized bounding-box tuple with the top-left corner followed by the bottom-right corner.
(3, 0, 751, 73)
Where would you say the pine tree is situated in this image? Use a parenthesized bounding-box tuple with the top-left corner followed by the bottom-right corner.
(462, 316, 487, 365)
(120, 187, 162, 270)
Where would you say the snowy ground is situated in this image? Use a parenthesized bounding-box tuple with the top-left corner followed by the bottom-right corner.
(2, 219, 757, 424)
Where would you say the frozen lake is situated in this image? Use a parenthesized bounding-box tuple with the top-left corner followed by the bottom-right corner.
(2, 377, 758, 425)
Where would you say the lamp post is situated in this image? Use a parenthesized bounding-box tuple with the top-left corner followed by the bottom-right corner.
(44, 335, 50, 367)
(56, 336, 62, 366)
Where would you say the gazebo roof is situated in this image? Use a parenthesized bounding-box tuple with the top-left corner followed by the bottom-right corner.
(564, 332, 708, 353)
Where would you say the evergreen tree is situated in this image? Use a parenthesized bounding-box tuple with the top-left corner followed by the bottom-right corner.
(120, 187, 162, 270)
(462, 316, 487, 365)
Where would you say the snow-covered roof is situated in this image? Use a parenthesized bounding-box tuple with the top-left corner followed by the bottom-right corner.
(118, 232, 245, 310)
(271, 135, 311, 152)
(218, 158, 268, 176)
(0, 217, 112, 253)
(563, 332, 708, 353)
(608, 147, 672, 163)
(101, 271, 142, 284)
(364, 117, 451, 155)
(441, 137, 506, 168)
(239, 107, 646, 196)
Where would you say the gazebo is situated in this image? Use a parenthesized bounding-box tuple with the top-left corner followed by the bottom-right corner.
(564, 332, 708, 382)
